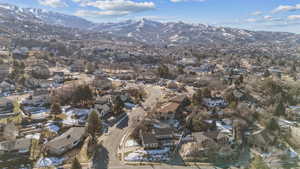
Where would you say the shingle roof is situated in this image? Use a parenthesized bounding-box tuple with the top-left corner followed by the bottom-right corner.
(0, 138, 31, 151)
(46, 127, 86, 150)
(159, 102, 180, 114)
(141, 133, 158, 145)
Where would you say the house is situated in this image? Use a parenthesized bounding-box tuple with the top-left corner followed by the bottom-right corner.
(70, 60, 85, 72)
(140, 130, 159, 149)
(93, 75, 112, 90)
(21, 94, 50, 108)
(248, 129, 276, 152)
(0, 81, 15, 93)
(152, 128, 174, 140)
(156, 95, 190, 120)
(157, 102, 181, 120)
(0, 98, 14, 114)
(287, 106, 300, 121)
(203, 97, 227, 108)
(152, 128, 175, 147)
(204, 131, 230, 146)
(0, 64, 10, 81)
(3, 123, 18, 141)
(95, 104, 111, 118)
(170, 95, 190, 107)
(52, 72, 65, 84)
(45, 127, 86, 155)
(193, 132, 217, 148)
(0, 138, 32, 154)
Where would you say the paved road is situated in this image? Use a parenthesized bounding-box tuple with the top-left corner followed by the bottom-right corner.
(93, 85, 163, 169)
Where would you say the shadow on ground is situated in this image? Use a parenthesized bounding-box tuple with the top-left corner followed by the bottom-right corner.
(93, 144, 109, 169)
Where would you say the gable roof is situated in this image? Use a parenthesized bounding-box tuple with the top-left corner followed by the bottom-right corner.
(141, 133, 158, 145)
(46, 127, 86, 150)
(0, 138, 31, 152)
(159, 102, 180, 114)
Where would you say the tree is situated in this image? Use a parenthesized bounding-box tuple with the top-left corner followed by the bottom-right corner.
(249, 155, 270, 169)
(266, 118, 279, 131)
(72, 85, 94, 107)
(50, 102, 62, 116)
(112, 95, 124, 116)
(202, 88, 211, 98)
(263, 69, 271, 78)
(177, 65, 185, 74)
(274, 101, 285, 117)
(192, 89, 203, 105)
(71, 158, 82, 169)
(157, 64, 169, 78)
(87, 110, 101, 140)
(290, 63, 297, 73)
(86, 62, 95, 74)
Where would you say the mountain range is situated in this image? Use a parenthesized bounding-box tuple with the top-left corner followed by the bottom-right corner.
(1, 3, 300, 48)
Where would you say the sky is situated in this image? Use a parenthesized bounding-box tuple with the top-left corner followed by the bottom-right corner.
(1, 0, 300, 33)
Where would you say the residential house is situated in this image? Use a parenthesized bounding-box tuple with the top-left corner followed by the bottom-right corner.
(248, 129, 276, 152)
(0, 81, 15, 93)
(204, 131, 230, 146)
(157, 102, 181, 120)
(0, 98, 14, 114)
(93, 75, 112, 91)
(3, 123, 18, 141)
(152, 128, 175, 147)
(0, 64, 10, 81)
(203, 97, 227, 108)
(140, 130, 159, 149)
(52, 72, 65, 84)
(156, 95, 189, 120)
(0, 138, 31, 154)
(70, 60, 85, 72)
(45, 127, 86, 155)
(287, 106, 300, 121)
(151, 128, 173, 140)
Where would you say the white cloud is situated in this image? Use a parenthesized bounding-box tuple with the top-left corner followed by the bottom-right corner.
(74, 0, 155, 17)
(288, 15, 300, 20)
(272, 4, 300, 13)
(86, 0, 155, 12)
(245, 18, 257, 23)
(264, 15, 272, 20)
(170, 0, 206, 2)
(75, 9, 130, 17)
(38, 0, 68, 8)
(251, 11, 262, 16)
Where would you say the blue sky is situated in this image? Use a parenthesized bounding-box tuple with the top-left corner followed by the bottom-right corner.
(1, 0, 300, 33)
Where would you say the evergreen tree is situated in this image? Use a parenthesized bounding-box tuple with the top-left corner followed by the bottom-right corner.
(87, 110, 101, 140)
(192, 89, 203, 105)
(71, 158, 82, 169)
(267, 118, 280, 131)
(249, 155, 270, 169)
(274, 101, 285, 116)
(112, 95, 124, 116)
(202, 88, 211, 98)
(50, 102, 62, 115)
(157, 64, 169, 78)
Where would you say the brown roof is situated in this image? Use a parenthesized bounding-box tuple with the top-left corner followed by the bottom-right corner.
(170, 95, 187, 103)
(159, 102, 180, 114)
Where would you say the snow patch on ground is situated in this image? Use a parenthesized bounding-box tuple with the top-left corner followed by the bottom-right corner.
(36, 157, 64, 167)
(125, 139, 139, 147)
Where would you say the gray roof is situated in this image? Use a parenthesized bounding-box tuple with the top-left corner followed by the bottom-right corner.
(142, 133, 159, 145)
(46, 127, 86, 150)
(0, 138, 31, 152)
